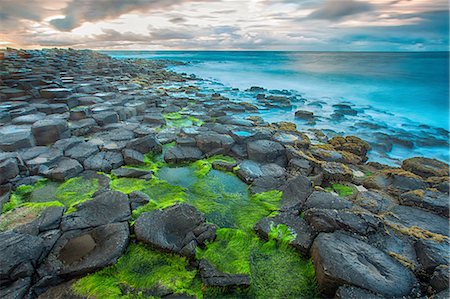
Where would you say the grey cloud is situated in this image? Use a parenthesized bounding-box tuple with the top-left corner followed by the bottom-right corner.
(169, 17, 187, 23)
(50, 0, 210, 31)
(308, 0, 373, 20)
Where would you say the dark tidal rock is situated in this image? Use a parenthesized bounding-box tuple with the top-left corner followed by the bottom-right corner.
(199, 259, 250, 289)
(280, 175, 313, 212)
(164, 146, 203, 164)
(246, 139, 286, 166)
(311, 232, 418, 297)
(402, 157, 449, 178)
(135, 204, 216, 258)
(61, 191, 130, 231)
(32, 119, 70, 146)
(255, 212, 316, 255)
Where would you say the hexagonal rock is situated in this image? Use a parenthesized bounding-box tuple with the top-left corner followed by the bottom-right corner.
(126, 135, 162, 154)
(255, 212, 316, 256)
(37, 222, 129, 280)
(199, 259, 250, 289)
(0, 125, 35, 151)
(195, 132, 235, 155)
(39, 88, 72, 99)
(402, 157, 449, 178)
(400, 189, 449, 217)
(61, 191, 131, 231)
(320, 161, 353, 182)
(280, 175, 313, 212)
(311, 232, 418, 297)
(39, 158, 83, 181)
(83, 151, 123, 173)
(0, 158, 19, 184)
(92, 111, 119, 126)
(0, 232, 44, 283)
(247, 139, 286, 165)
(135, 204, 216, 258)
(122, 149, 145, 165)
(31, 119, 70, 146)
(164, 146, 203, 164)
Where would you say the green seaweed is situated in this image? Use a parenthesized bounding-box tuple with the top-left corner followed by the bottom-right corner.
(2, 179, 49, 213)
(197, 228, 319, 298)
(3, 177, 99, 214)
(266, 223, 297, 249)
(326, 183, 354, 197)
(192, 155, 236, 178)
(163, 112, 203, 128)
(73, 243, 202, 299)
(196, 228, 259, 275)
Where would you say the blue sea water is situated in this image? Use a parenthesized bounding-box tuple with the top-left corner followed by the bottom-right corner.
(102, 51, 449, 164)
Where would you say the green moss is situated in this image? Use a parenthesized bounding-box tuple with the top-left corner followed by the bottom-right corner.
(55, 177, 99, 207)
(2, 179, 49, 213)
(197, 228, 318, 298)
(0, 201, 64, 231)
(250, 243, 318, 298)
(163, 112, 203, 128)
(326, 183, 354, 197)
(265, 223, 297, 249)
(197, 228, 259, 275)
(3, 177, 99, 214)
(192, 155, 236, 178)
(110, 177, 147, 194)
(73, 243, 202, 299)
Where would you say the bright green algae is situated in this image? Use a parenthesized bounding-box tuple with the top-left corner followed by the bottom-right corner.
(2, 177, 99, 213)
(72, 243, 202, 299)
(325, 183, 354, 197)
(196, 228, 318, 298)
(163, 112, 203, 128)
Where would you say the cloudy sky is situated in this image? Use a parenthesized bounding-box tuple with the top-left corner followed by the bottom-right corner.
(0, 0, 448, 51)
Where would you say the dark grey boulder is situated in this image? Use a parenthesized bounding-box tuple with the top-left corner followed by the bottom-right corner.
(36, 279, 83, 299)
(83, 151, 123, 172)
(304, 208, 381, 235)
(61, 191, 130, 231)
(135, 204, 216, 258)
(320, 161, 353, 182)
(164, 146, 203, 163)
(304, 191, 353, 211)
(335, 285, 384, 299)
(37, 222, 129, 280)
(383, 205, 449, 237)
(255, 212, 316, 255)
(40, 88, 71, 99)
(111, 167, 152, 178)
(199, 259, 250, 289)
(311, 232, 418, 297)
(32, 119, 70, 146)
(402, 157, 449, 178)
(415, 238, 450, 274)
(0, 277, 31, 299)
(400, 189, 449, 217)
(0, 232, 44, 283)
(122, 148, 145, 165)
(129, 191, 150, 210)
(195, 132, 235, 155)
(236, 160, 286, 184)
(280, 175, 313, 212)
(354, 190, 397, 214)
(288, 158, 313, 176)
(366, 227, 419, 271)
(294, 110, 314, 120)
(0, 125, 35, 151)
(40, 158, 83, 181)
(92, 111, 119, 126)
(0, 158, 19, 184)
(143, 113, 166, 126)
(247, 139, 285, 165)
(430, 265, 449, 292)
(65, 143, 99, 163)
(26, 147, 63, 174)
(126, 135, 162, 154)
(54, 137, 83, 152)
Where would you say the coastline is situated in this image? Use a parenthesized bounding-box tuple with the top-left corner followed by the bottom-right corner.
(0, 48, 449, 298)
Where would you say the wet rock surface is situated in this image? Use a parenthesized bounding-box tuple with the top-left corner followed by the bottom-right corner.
(0, 48, 448, 298)
(135, 204, 216, 258)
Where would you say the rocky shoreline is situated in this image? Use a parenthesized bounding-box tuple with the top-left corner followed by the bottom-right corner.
(0, 48, 448, 299)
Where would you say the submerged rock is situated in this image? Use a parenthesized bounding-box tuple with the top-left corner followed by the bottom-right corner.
(402, 157, 449, 178)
